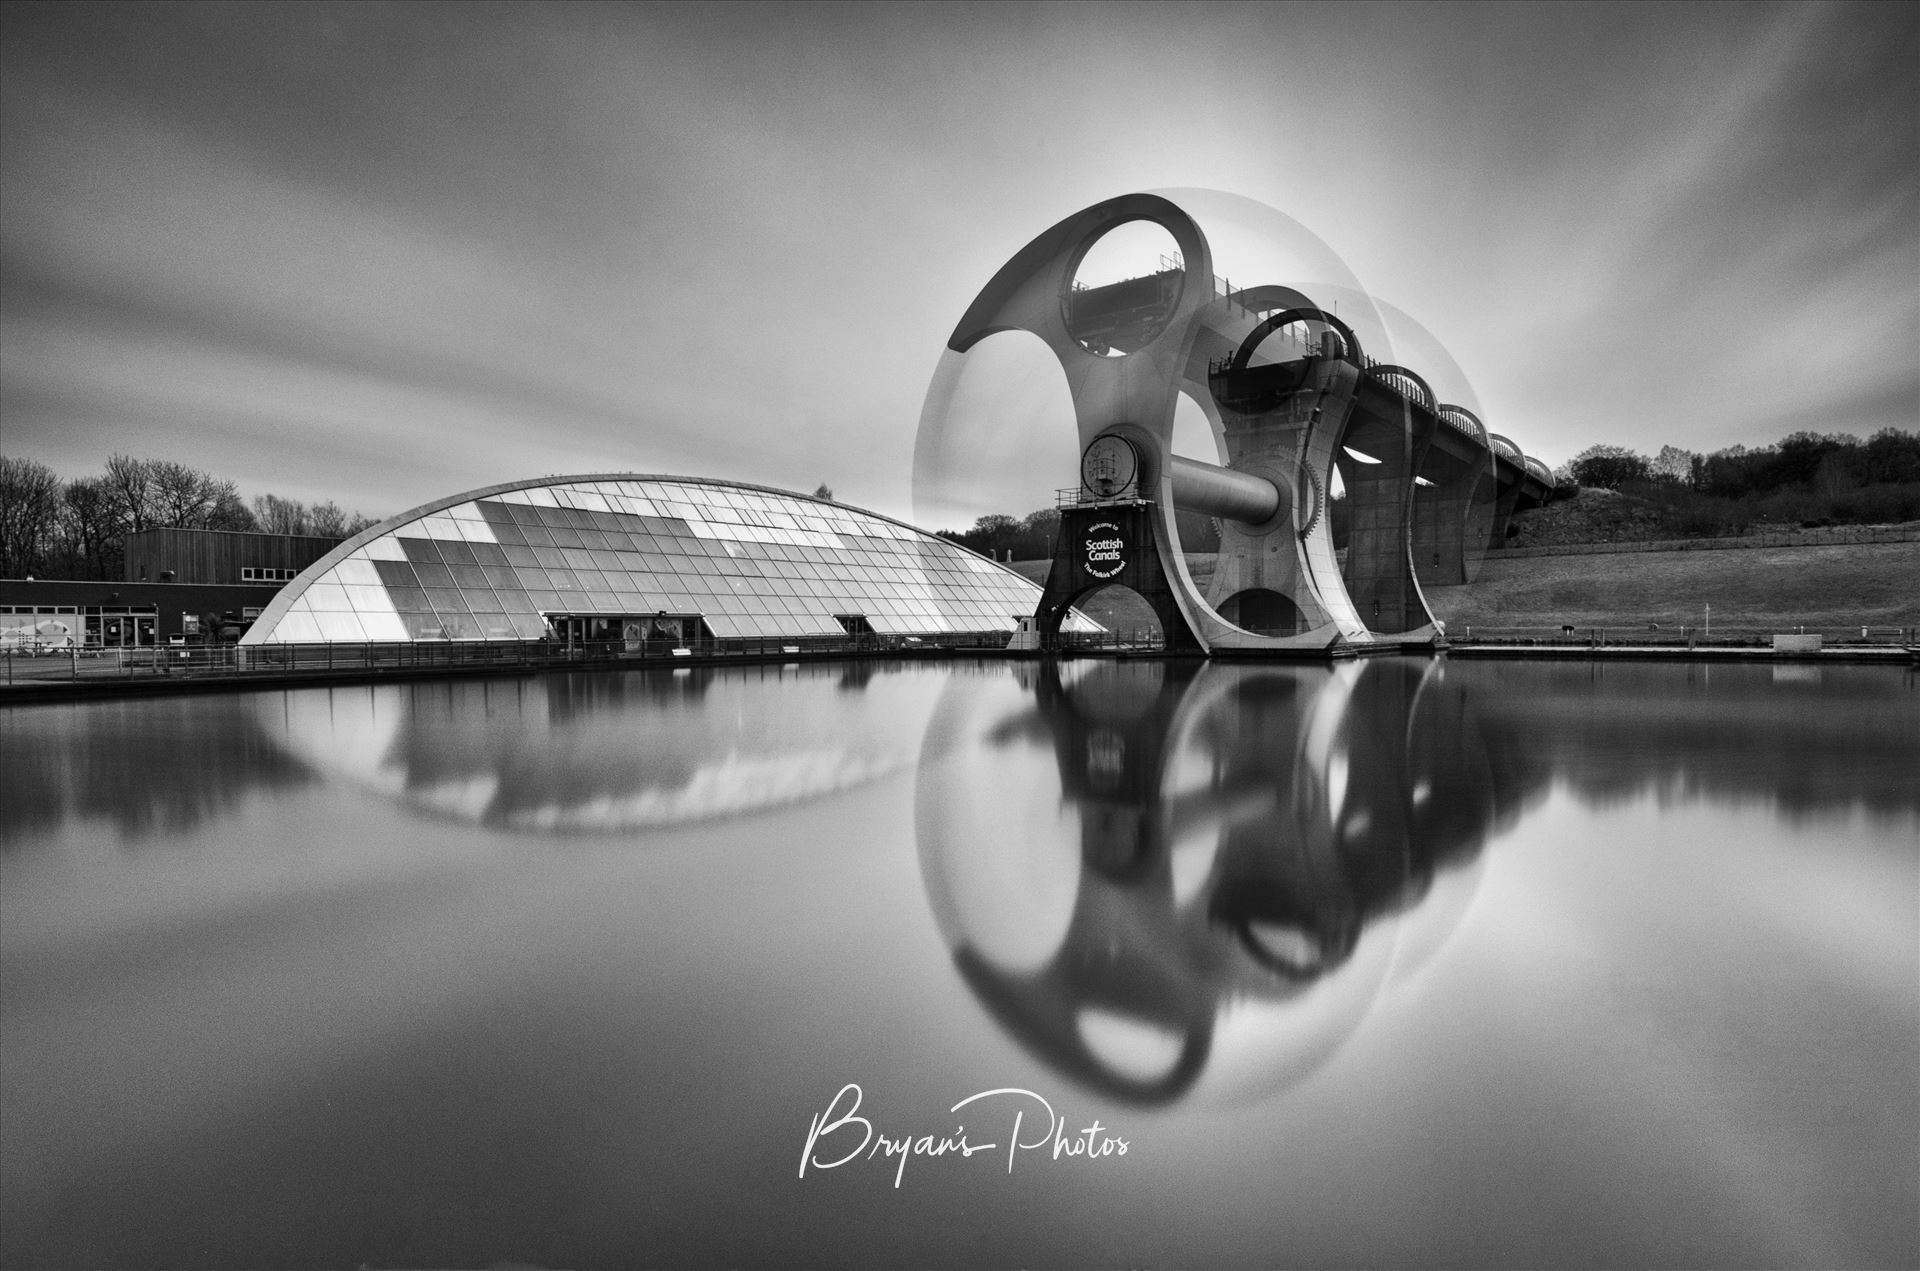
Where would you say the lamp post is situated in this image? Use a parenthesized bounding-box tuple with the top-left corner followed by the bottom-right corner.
(1704, 603, 1710, 641)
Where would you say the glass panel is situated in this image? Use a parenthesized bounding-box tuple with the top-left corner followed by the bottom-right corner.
(313, 612, 366, 641)
(374, 560, 419, 588)
(437, 539, 477, 565)
(358, 610, 409, 641)
(305, 583, 351, 611)
(386, 587, 431, 612)
(274, 612, 323, 641)
(360, 536, 409, 561)
(333, 559, 380, 586)
(341, 584, 390, 611)
(502, 501, 544, 524)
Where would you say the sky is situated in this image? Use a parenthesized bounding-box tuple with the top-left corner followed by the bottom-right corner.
(2, 0, 1914, 529)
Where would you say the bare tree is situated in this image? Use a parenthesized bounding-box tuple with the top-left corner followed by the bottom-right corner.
(148, 460, 215, 526)
(56, 476, 128, 579)
(250, 493, 374, 536)
(102, 453, 156, 532)
(206, 487, 256, 531)
(306, 500, 351, 538)
(1, 455, 62, 577)
(251, 493, 308, 534)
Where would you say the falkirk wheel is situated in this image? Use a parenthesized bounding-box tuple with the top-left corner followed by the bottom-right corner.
(917, 191, 1555, 654)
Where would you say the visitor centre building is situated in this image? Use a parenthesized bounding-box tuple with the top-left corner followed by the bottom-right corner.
(240, 475, 1044, 648)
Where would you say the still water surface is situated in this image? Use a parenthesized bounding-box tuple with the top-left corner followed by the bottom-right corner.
(2, 658, 1915, 1269)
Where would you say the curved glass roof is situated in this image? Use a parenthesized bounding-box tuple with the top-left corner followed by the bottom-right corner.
(242, 475, 1044, 644)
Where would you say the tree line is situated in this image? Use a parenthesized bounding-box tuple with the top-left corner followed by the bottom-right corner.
(0, 454, 379, 580)
(937, 426, 1920, 560)
(1560, 427, 1920, 537)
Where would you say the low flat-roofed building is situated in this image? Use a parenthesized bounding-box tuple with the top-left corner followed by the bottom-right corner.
(123, 528, 344, 585)
(0, 580, 284, 648)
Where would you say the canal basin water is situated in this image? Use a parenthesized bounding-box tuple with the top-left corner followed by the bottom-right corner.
(1, 657, 1914, 1268)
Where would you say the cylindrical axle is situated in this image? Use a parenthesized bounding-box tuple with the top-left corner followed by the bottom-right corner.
(1167, 454, 1282, 525)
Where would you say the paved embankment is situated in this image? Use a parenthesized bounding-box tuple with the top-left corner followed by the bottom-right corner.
(0, 644, 978, 705)
(1448, 643, 1917, 665)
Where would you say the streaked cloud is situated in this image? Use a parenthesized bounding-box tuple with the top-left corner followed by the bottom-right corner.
(3, 1, 1912, 526)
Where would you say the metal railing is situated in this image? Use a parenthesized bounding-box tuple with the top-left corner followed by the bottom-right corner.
(0, 630, 1026, 688)
(1056, 486, 1143, 508)
(1042, 627, 1167, 654)
(1448, 624, 1920, 648)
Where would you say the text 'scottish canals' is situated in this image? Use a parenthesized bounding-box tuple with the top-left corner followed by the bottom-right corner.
(798, 1084, 1131, 1188)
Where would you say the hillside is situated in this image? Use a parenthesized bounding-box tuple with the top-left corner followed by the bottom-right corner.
(1008, 540, 1918, 636)
(1505, 488, 1666, 547)
(1427, 540, 1919, 633)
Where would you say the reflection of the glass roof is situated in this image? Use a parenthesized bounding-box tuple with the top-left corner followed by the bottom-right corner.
(245, 476, 1045, 643)
(264, 663, 944, 831)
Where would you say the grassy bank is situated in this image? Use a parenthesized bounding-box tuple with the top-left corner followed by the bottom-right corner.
(1009, 540, 1919, 633)
(1425, 540, 1919, 631)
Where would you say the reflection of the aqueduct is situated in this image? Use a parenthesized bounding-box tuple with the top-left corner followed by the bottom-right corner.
(915, 658, 1531, 1105)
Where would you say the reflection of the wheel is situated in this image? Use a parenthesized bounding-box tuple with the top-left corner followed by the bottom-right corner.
(916, 657, 1499, 1106)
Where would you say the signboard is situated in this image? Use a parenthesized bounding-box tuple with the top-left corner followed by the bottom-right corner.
(1083, 521, 1125, 580)
(182, 613, 200, 636)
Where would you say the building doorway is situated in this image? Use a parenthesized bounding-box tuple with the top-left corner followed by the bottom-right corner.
(549, 613, 708, 652)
